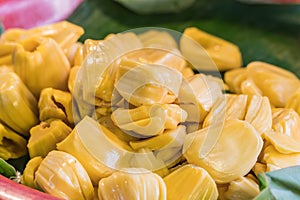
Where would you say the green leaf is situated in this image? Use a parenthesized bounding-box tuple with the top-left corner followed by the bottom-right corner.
(255, 166, 300, 200)
(67, 0, 300, 77)
(114, 0, 196, 14)
(0, 158, 16, 179)
(0, 22, 4, 35)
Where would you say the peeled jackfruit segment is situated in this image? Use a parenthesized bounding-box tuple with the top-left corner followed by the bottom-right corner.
(98, 116, 139, 143)
(261, 145, 300, 171)
(138, 30, 178, 50)
(79, 33, 143, 104)
(66, 42, 83, 67)
(0, 72, 39, 136)
(38, 88, 74, 125)
(0, 122, 27, 160)
(245, 95, 272, 135)
(224, 68, 247, 94)
(20, 21, 84, 54)
(246, 61, 300, 107)
(179, 73, 223, 123)
(27, 120, 71, 158)
(114, 61, 177, 106)
(203, 94, 248, 128)
(0, 28, 25, 43)
(240, 78, 262, 97)
(68, 65, 80, 94)
(163, 164, 218, 200)
(123, 48, 187, 72)
(35, 150, 94, 200)
(130, 125, 186, 151)
(129, 148, 170, 176)
(21, 156, 43, 189)
(115, 64, 182, 107)
(57, 125, 115, 186)
(286, 88, 300, 116)
(223, 175, 259, 200)
(13, 36, 70, 97)
(98, 168, 167, 200)
(111, 104, 187, 137)
(183, 119, 263, 184)
(0, 65, 13, 73)
(181, 66, 195, 78)
(180, 27, 242, 71)
(130, 126, 186, 169)
(263, 108, 300, 154)
(0, 42, 22, 65)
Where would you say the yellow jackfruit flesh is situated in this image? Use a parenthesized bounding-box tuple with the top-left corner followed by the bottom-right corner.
(20, 21, 84, 54)
(0, 72, 39, 136)
(115, 63, 182, 107)
(224, 68, 247, 94)
(179, 73, 223, 123)
(203, 94, 248, 128)
(80, 33, 143, 104)
(246, 61, 300, 107)
(98, 168, 167, 200)
(38, 88, 73, 125)
(21, 156, 43, 189)
(245, 95, 272, 135)
(35, 150, 94, 200)
(0, 42, 22, 65)
(0, 28, 25, 43)
(240, 78, 263, 96)
(163, 164, 218, 200)
(57, 127, 115, 186)
(13, 36, 70, 97)
(286, 88, 300, 115)
(262, 145, 300, 171)
(138, 30, 178, 50)
(224, 176, 260, 200)
(68, 66, 80, 94)
(124, 48, 187, 72)
(0, 122, 27, 160)
(183, 119, 263, 183)
(181, 27, 242, 71)
(263, 108, 300, 154)
(27, 120, 71, 158)
(111, 104, 187, 137)
(98, 116, 139, 143)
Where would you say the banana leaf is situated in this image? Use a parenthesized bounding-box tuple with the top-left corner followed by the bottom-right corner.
(255, 166, 300, 200)
(67, 0, 300, 76)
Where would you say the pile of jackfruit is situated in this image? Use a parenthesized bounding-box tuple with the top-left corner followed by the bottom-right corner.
(1, 21, 300, 200)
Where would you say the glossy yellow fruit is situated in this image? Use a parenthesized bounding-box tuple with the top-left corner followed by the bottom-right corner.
(35, 150, 94, 200)
(13, 36, 70, 97)
(246, 61, 300, 107)
(262, 145, 300, 171)
(184, 119, 263, 183)
(224, 68, 247, 94)
(98, 168, 167, 200)
(21, 156, 43, 189)
(223, 175, 260, 200)
(163, 164, 218, 200)
(203, 94, 248, 128)
(245, 95, 272, 135)
(0, 122, 27, 160)
(57, 127, 115, 186)
(111, 104, 187, 137)
(263, 108, 300, 154)
(0, 72, 39, 136)
(27, 120, 72, 158)
(181, 27, 242, 71)
(38, 88, 73, 125)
